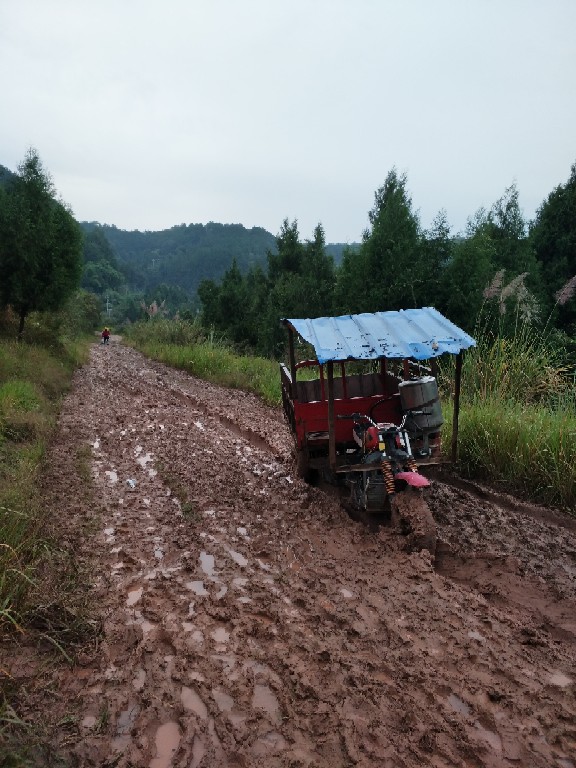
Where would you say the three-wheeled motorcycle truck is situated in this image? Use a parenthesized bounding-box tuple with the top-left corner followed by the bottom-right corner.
(280, 308, 476, 555)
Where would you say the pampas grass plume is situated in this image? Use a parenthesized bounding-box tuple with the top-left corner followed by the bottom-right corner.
(555, 275, 576, 306)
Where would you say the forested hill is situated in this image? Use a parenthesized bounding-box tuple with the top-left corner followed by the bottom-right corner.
(0, 164, 16, 188)
(81, 221, 277, 297)
(80, 222, 355, 302)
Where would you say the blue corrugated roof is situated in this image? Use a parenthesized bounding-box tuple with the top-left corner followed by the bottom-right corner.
(282, 308, 476, 363)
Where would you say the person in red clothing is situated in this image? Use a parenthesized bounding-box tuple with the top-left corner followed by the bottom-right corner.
(101, 327, 110, 344)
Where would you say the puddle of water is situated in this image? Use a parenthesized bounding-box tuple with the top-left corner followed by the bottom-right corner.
(549, 671, 572, 687)
(105, 470, 118, 484)
(126, 587, 143, 607)
(252, 731, 287, 756)
(212, 626, 230, 645)
(447, 693, 471, 716)
(210, 687, 246, 726)
(200, 551, 216, 577)
(136, 452, 153, 468)
(149, 721, 181, 768)
(116, 704, 139, 735)
(81, 714, 97, 729)
(227, 549, 248, 567)
(212, 688, 234, 713)
(139, 618, 155, 636)
(191, 737, 205, 768)
(244, 659, 269, 675)
(181, 686, 208, 719)
(252, 684, 280, 722)
(144, 570, 157, 581)
(229, 711, 247, 726)
(111, 735, 130, 753)
(186, 581, 208, 596)
(474, 721, 502, 752)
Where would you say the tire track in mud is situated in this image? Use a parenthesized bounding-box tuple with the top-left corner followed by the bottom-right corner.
(17, 340, 576, 767)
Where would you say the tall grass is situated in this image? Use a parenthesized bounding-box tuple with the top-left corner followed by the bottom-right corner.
(452, 323, 576, 509)
(125, 318, 282, 405)
(0, 311, 96, 761)
(0, 326, 89, 633)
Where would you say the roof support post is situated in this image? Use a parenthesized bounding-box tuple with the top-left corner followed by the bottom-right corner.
(327, 361, 336, 470)
(288, 327, 297, 400)
(451, 351, 463, 463)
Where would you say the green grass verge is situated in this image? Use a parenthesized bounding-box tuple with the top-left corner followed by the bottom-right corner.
(0, 329, 92, 763)
(443, 326, 576, 510)
(0, 344, 77, 629)
(125, 318, 283, 405)
(453, 400, 576, 509)
(140, 340, 282, 405)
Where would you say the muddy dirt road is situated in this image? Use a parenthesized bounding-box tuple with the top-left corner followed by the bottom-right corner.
(8, 340, 576, 766)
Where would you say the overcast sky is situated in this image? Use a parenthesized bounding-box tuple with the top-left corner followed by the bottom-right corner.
(1, 0, 574, 243)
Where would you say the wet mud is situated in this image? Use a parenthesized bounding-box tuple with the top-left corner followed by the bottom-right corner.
(3, 338, 576, 767)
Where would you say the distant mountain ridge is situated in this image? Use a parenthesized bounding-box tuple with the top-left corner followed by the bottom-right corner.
(80, 222, 354, 298)
(80, 221, 278, 297)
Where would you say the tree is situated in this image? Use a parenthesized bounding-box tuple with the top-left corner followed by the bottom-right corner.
(0, 148, 83, 337)
(301, 224, 335, 317)
(267, 219, 304, 280)
(443, 221, 496, 331)
(359, 169, 421, 312)
(60, 289, 103, 334)
(420, 209, 453, 313)
(530, 162, 576, 332)
(82, 226, 125, 293)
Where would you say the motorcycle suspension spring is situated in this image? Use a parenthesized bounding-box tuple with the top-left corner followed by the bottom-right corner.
(406, 457, 418, 473)
(381, 460, 396, 496)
